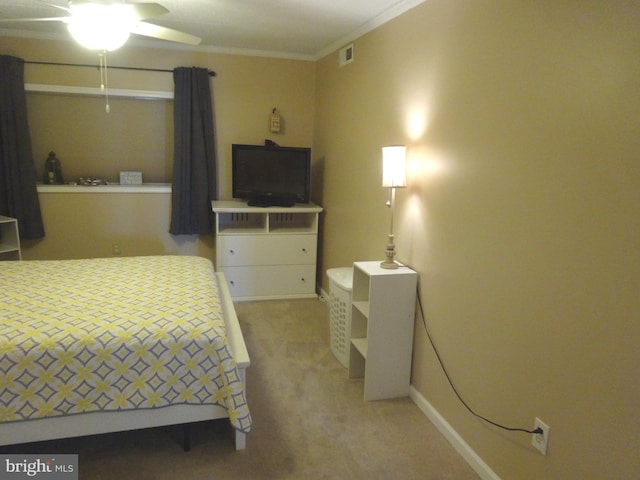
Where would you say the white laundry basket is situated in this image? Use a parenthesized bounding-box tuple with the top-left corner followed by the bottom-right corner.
(327, 267, 353, 368)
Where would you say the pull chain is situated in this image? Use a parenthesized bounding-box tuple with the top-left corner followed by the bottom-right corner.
(98, 51, 110, 113)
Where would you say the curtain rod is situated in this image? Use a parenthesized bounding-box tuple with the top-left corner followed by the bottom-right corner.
(24, 60, 216, 77)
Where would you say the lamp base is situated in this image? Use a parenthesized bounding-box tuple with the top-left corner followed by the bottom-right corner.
(380, 234, 399, 269)
(380, 260, 399, 269)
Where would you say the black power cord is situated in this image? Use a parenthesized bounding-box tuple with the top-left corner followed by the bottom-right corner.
(415, 285, 543, 435)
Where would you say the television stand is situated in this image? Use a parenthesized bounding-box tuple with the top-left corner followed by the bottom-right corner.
(211, 200, 323, 301)
(247, 197, 295, 208)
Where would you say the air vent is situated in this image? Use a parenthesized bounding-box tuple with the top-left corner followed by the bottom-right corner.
(339, 43, 354, 67)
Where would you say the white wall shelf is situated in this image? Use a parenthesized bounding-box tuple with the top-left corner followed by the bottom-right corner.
(25, 83, 173, 100)
(37, 184, 171, 194)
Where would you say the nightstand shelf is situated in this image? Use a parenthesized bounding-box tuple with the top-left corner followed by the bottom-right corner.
(348, 261, 417, 400)
(0, 216, 21, 261)
(351, 338, 368, 358)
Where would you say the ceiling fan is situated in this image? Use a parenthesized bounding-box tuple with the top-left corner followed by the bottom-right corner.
(0, 0, 201, 51)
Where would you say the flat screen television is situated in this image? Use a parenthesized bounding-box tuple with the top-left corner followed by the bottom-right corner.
(232, 144, 311, 207)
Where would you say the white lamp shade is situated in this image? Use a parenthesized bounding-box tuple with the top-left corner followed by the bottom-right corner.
(67, 3, 134, 51)
(382, 145, 407, 187)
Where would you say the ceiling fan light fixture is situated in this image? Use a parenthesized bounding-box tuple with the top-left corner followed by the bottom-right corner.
(66, 3, 136, 51)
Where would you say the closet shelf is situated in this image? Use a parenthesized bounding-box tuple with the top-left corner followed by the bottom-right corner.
(25, 83, 173, 100)
(37, 184, 171, 194)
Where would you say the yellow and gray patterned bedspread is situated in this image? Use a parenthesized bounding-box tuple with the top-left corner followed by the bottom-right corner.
(0, 255, 251, 433)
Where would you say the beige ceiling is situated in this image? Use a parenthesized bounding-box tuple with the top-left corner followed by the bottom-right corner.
(0, 0, 425, 59)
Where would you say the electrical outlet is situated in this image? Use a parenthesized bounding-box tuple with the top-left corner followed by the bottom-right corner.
(112, 243, 121, 255)
(532, 417, 550, 455)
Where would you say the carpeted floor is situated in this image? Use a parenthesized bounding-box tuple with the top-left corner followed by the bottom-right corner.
(1, 298, 480, 479)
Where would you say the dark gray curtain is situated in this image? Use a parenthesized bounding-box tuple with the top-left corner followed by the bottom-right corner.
(0, 55, 44, 239)
(170, 67, 217, 235)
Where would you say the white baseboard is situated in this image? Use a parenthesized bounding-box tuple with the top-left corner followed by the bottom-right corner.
(409, 386, 502, 480)
(319, 287, 330, 304)
(323, 291, 501, 479)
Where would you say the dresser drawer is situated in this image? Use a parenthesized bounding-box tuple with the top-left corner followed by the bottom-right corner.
(216, 234, 317, 267)
(218, 265, 316, 299)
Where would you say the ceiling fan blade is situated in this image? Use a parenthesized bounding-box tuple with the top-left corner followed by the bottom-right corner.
(39, 1, 70, 12)
(0, 17, 67, 23)
(39, 2, 70, 13)
(128, 3, 169, 20)
(70, 1, 169, 20)
(131, 21, 201, 45)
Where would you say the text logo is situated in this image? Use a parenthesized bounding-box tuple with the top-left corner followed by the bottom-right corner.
(0, 455, 77, 480)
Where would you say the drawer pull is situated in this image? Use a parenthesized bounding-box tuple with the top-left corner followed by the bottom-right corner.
(302, 248, 307, 253)
(229, 249, 235, 254)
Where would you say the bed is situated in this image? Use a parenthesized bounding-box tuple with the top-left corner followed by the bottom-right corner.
(0, 255, 251, 450)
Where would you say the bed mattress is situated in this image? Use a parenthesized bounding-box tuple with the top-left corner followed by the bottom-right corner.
(0, 255, 251, 433)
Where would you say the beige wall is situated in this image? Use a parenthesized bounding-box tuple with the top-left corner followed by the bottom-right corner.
(314, 1, 638, 479)
(23, 191, 214, 260)
(2, 36, 316, 259)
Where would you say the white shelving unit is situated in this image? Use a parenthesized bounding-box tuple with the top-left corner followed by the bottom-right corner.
(212, 200, 323, 301)
(348, 261, 417, 401)
(0, 216, 21, 261)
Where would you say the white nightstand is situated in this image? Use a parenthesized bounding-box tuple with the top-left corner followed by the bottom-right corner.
(349, 261, 417, 400)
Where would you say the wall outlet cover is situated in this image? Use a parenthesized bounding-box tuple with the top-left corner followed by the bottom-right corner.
(532, 417, 550, 455)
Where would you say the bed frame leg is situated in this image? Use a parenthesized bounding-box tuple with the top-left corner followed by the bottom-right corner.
(234, 430, 246, 450)
(183, 424, 191, 452)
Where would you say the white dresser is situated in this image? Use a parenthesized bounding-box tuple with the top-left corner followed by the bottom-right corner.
(212, 200, 323, 301)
